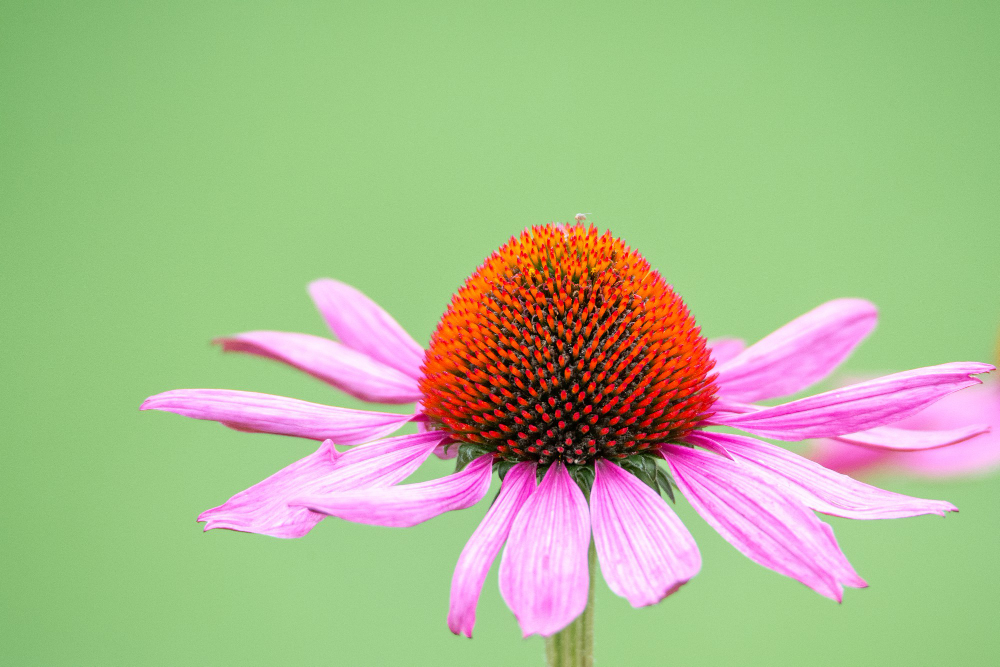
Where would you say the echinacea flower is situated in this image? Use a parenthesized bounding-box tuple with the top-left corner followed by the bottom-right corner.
(806, 377, 1000, 478)
(143, 222, 993, 639)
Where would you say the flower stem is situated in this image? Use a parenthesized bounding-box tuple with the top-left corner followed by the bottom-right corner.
(544, 542, 595, 667)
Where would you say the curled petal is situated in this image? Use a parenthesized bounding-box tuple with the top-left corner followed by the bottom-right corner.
(692, 431, 956, 519)
(198, 431, 447, 537)
(448, 463, 537, 638)
(197, 440, 342, 538)
(591, 460, 701, 607)
(499, 463, 591, 637)
(713, 362, 994, 440)
(216, 331, 422, 404)
(309, 278, 425, 379)
(716, 299, 878, 402)
(663, 445, 865, 601)
(292, 454, 494, 527)
(707, 338, 746, 365)
(141, 389, 413, 445)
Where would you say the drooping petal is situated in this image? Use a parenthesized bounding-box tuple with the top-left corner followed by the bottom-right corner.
(215, 331, 423, 404)
(832, 424, 990, 451)
(309, 278, 426, 379)
(499, 462, 591, 638)
(707, 338, 746, 365)
(448, 463, 537, 638)
(712, 362, 994, 440)
(715, 299, 878, 402)
(691, 431, 956, 519)
(292, 454, 494, 527)
(141, 389, 413, 445)
(197, 431, 447, 538)
(662, 445, 866, 601)
(591, 459, 701, 607)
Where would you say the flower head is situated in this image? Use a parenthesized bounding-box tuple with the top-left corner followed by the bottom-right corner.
(420, 224, 715, 465)
(143, 221, 994, 638)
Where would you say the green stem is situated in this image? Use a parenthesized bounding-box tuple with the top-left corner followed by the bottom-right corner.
(544, 542, 595, 667)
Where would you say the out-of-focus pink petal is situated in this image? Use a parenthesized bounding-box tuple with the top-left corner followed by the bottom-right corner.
(713, 363, 994, 440)
(292, 455, 493, 527)
(832, 424, 990, 451)
(448, 463, 537, 638)
(715, 299, 878, 402)
(813, 423, 999, 478)
(499, 463, 591, 637)
(887, 431, 1000, 477)
(309, 278, 425, 379)
(216, 331, 423, 404)
(707, 338, 745, 365)
(662, 445, 866, 600)
(693, 431, 956, 519)
(197, 431, 447, 537)
(141, 389, 413, 445)
(591, 460, 701, 607)
(808, 439, 890, 477)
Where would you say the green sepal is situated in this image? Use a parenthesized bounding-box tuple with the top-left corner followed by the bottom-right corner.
(619, 454, 660, 493)
(655, 466, 676, 503)
(455, 443, 493, 472)
(494, 459, 518, 481)
(567, 464, 596, 501)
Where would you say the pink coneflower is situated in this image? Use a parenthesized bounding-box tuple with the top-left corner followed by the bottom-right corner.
(807, 377, 1000, 478)
(143, 223, 993, 640)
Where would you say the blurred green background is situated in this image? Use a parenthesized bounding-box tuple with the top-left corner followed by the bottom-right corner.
(2, 1, 998, 665)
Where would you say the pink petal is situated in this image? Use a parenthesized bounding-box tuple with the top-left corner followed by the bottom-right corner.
(591, 460, 701, 607)
(692, 431, 956, 519)
(715, 299, 878, 402)
(292, 454, 494, 527)
(448, 463, 537, 638)
(707, 337, 746, 365)
(197, 431, 447, 537)
(807, 439, 890, 477)
(713, 362, 994, 440)
(216, 331, 423, 404)
(141, 389, 413, 445)
(309, 278, 425, 379)
(662, 445, 866, 601)
(832, 424, 990, 451)
(499, 463, 591, 638)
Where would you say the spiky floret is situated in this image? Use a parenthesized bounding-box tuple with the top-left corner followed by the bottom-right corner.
(419, 223, 717, 465)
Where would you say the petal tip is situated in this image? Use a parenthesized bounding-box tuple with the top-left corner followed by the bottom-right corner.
(447, 620, 473, 639)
